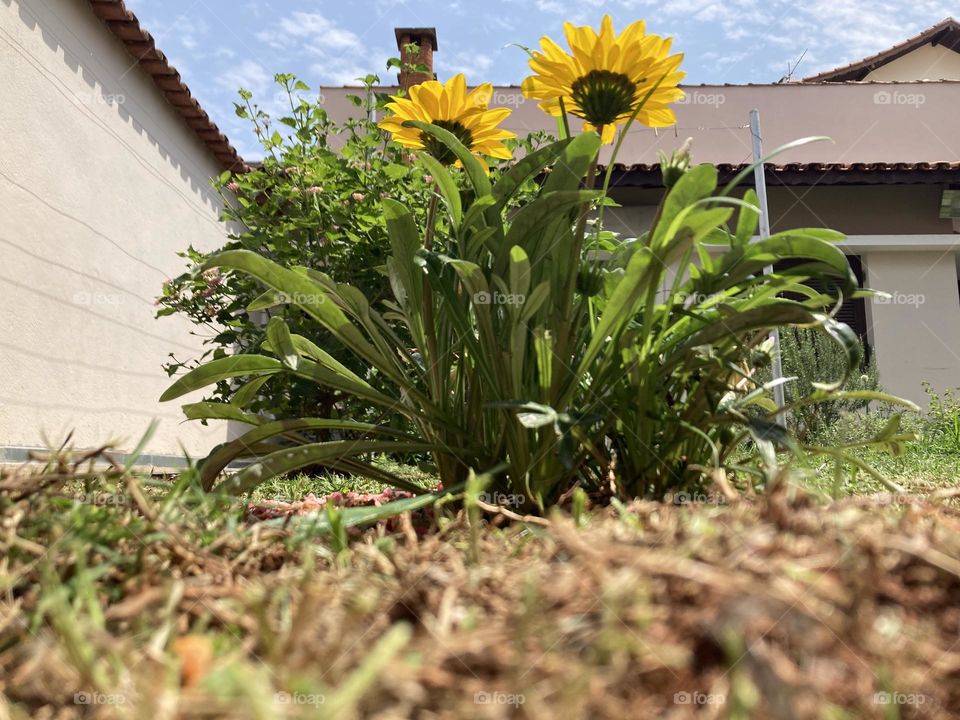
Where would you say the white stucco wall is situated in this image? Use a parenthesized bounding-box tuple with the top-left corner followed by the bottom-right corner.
(0, 0, 233, 461)
(864, 43, 960, 81)
(864, 251, 960, 405)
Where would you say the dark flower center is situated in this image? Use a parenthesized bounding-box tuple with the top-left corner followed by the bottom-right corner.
(420, 120, 474, 165)
(570, 70, 638, 127)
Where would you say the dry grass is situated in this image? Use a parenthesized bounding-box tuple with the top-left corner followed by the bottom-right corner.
(1, 454, 960, 718)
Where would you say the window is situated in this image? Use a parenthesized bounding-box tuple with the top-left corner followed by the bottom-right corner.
(775, 255, 870, 361)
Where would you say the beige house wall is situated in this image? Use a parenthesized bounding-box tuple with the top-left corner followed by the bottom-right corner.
(0, 0, 233, 461)
(864, 43, 960, 81)
(602, 188, 960, 406)
(863, 252, 960, 403)
(326, 81, 960, 166)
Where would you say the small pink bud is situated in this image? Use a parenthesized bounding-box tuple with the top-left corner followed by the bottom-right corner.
(306, 186, 323, 194)
(226, 182, 241, 192)
(351, 192, 366, 201)
(423, 175, 433, 183)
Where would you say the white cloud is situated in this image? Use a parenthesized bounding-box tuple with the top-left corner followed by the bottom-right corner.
(143, 13, 208, 54)
(309, 50, 393, 86)
(217, 59, 271, 95)
(257, 12, 361, 54)
(435, 52, 494, 80)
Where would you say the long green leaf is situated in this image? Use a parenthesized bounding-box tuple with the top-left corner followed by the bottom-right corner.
(542, 131, 602, 194)
(161, 355, 284, 402)
(182, 402, 263, 425)
(720, 136, 832, 196)
(403, 121, 491, 197)
(199, 418, 421, 489)
(222, 440, 444, 494)
(205, 250, 384, 366)
(418, 153, 463, 227)
(269, 492, 442, 530)
(492, 138, 573, 207)
(265, 316, 299, 369)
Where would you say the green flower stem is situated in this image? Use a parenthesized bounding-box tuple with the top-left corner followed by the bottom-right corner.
(420, 189, 457, 483)
(558, 97, 572, 140)
(573, 149, 600, 249)
(422, 191, 442, 400)
(593, 73, 669, 248)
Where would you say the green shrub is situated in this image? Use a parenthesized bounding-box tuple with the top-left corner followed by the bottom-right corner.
(160, 121, 915, 508)
(767, 327, 881, 439)
(157, 73, 547, 421)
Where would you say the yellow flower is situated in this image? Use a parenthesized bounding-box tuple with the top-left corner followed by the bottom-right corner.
(521, 16, 685, 143)
(378, 74, 516, 168)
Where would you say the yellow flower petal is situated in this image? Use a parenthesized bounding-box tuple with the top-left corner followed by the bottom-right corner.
(521, 15, 684, 132)
(378, 75, 514, 164)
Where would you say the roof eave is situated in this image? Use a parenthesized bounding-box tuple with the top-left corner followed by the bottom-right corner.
(87, 0, 246, 172)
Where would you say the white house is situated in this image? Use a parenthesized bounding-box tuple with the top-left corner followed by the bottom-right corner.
(0, 0, 242, 465)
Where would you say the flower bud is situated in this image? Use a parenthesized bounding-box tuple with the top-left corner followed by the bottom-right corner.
(659, 137, 694, 189)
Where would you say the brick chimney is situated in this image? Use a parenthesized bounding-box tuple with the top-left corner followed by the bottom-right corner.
(394, 27, 438, 92)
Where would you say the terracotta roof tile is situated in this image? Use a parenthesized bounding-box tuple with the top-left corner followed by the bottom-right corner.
(601, 161, 960, 187)
(802, 17, 960, 83)
(86, 0, 245, 171)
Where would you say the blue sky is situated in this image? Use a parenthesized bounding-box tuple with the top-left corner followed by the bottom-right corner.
(127, 0, 957, 157)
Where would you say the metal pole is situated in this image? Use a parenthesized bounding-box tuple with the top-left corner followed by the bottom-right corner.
(749, 109, 786, 413)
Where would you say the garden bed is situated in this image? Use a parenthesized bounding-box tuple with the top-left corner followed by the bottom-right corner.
(1, 459, 959, 718)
